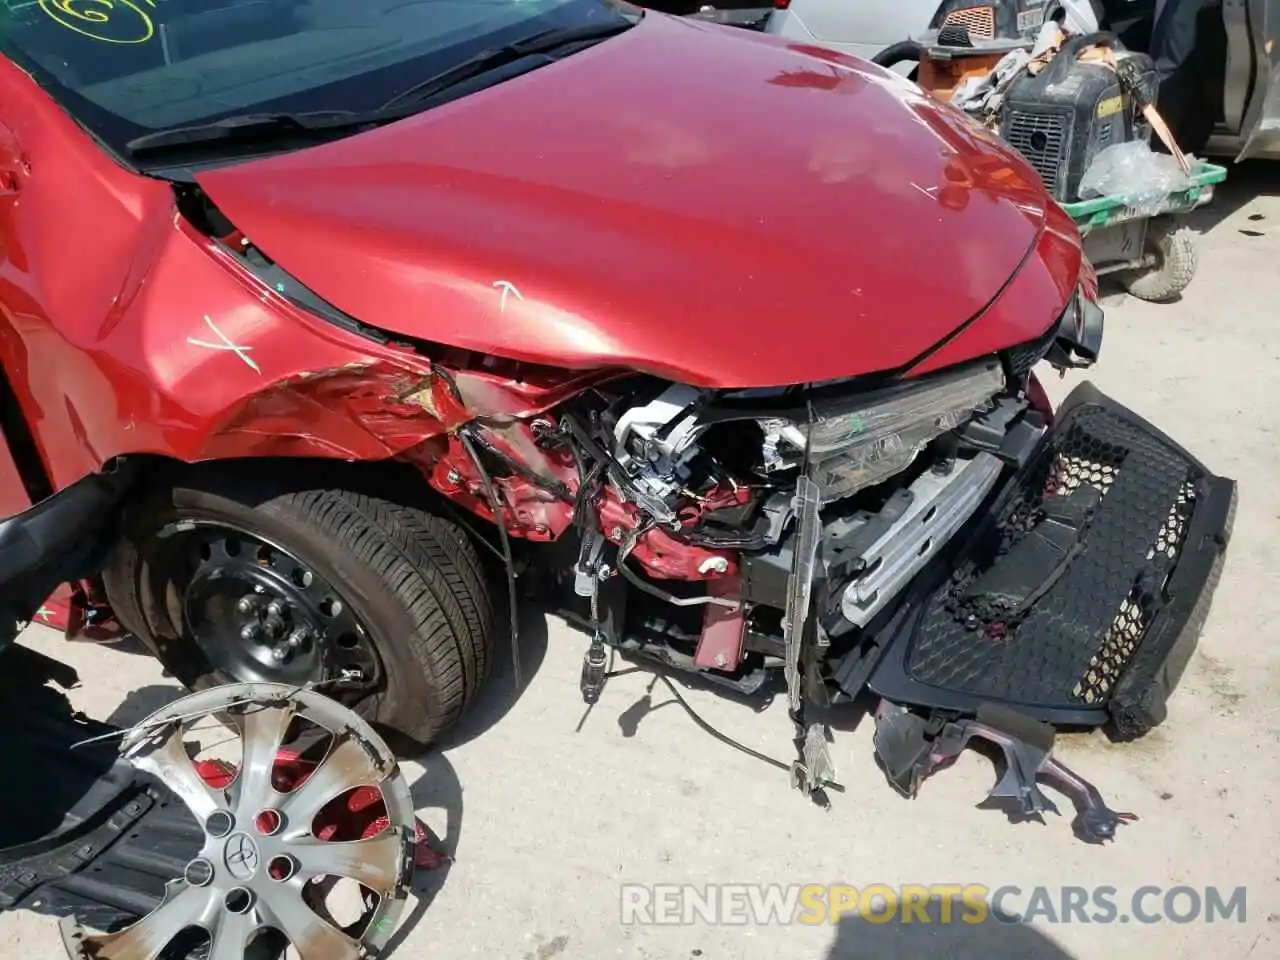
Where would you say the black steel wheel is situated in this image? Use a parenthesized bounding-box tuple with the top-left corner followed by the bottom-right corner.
(104, 466, 496, 750)
(169, 523, 380, 689)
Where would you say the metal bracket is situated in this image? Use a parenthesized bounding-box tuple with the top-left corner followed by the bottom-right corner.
(782, 476, 822, 712)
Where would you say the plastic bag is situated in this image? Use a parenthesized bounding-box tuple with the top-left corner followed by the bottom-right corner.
(1077, 141, 1196, 216)
(950, 21, 1065, 117)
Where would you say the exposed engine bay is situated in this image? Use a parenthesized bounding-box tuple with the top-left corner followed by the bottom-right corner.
(440, 278, 1227, 840)
(548, 352, 1024, 691)
(392, 275, 1230, 839)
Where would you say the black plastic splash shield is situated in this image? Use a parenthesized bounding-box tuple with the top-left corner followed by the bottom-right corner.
(867, 382, 1235, 736)
(0, 644, 202, 931)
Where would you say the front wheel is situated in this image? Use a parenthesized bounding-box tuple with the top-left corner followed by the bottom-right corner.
(103, 468, 496, 750)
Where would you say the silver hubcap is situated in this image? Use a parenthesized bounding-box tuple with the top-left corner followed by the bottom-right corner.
(64, 683, 414, 960)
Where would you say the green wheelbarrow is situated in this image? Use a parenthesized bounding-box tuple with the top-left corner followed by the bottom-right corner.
(1060, 161, 1228, 303)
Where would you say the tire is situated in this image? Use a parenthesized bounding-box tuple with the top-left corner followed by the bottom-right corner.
(102, 467, 495, 750)
(1118, 218, 1198, 304)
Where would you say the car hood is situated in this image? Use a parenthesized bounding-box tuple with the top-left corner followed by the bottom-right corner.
(197, 13, 1070, 389)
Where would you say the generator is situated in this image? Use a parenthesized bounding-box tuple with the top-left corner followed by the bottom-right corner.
(928, 0, 1087, 41)
(878, 28, 1160, 204)
(871, 9, 1216, 305)
(997, 44, 1158, 202)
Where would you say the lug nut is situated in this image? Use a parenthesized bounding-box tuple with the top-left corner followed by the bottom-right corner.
(241, 623, 262, 642)
(267, 854, 298, 882)
(236, 596, 259, 615)
(270, 646, 291, 663)
(285, 627, 311, 650)
(184, 858, 215, 887)
(223, 888, 254, 915)
(204, 810, 235, 838)
(266, 600, 286, 618)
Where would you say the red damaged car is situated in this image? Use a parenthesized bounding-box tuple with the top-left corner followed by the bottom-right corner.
(0, 1, 1234, 839)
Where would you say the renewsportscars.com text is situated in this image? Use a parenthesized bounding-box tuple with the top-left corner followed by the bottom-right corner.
(619, 883, 1248, 926)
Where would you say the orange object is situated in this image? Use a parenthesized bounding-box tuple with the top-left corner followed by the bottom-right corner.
(916, 51, 1008, 102)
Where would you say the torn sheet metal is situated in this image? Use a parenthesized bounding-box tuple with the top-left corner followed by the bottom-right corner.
(794, 720, 836, 798)
(782, 476, 822, 711)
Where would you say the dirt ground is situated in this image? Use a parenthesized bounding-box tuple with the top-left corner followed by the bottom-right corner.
(2, 165, 1278, 960)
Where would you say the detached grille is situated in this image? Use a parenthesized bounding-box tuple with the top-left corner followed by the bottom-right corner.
(904, 403, 1201, 709)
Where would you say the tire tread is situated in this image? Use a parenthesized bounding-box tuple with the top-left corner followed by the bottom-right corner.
(104, 471, 496, 748)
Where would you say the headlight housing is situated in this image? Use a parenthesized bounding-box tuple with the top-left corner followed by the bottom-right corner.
(761, 358, 1006, 503)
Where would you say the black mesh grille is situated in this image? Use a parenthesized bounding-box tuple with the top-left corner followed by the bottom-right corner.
(1005, 309, 1065, 380)
(904, 403, 1202, 709)
(1004, 110, 1069, 195)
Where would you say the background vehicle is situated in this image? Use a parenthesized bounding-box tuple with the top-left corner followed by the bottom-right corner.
(762, 0, 1280, 160)
(0, 1, 1233, 814)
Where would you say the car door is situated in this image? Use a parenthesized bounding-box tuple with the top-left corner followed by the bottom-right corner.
(1237, 0, 1280, 158)
(0, 88, 47, 519)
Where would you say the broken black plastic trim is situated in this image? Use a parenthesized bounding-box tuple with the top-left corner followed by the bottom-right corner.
(862, 382, 1234, 730)
(0, 645, 202, 928)
(1045, 288, 1104, 370)
(1108, 475, 1235, 739)
(0, 459, 143, 651)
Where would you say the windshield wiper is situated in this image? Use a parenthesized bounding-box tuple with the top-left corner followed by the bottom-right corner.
(375, 18, 636, 112)
(125, 110, 372, 155)
(125, 17, 636, 158)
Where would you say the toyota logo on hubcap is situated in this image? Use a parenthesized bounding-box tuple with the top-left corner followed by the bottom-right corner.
(223, 833, 261, 880)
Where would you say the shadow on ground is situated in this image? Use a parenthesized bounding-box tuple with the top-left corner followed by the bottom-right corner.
(825, 896, 1077, 959)
(1185, 159, 1280, 235)
(104, 682, 186, 727)
(435, 602, 549, 750)
(377, 754, 465, 956)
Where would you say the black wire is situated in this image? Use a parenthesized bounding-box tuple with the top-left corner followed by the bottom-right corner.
(433, 497, 508, 564)
(572, 461, 603, 529)
(654, 673, 793, 773)
(464, 429, 572, 501)
(602, 669, 845, 791)
(458, 428, 522, 690)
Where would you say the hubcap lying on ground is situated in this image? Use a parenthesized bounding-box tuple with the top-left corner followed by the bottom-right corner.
(60, 683, 415, 960)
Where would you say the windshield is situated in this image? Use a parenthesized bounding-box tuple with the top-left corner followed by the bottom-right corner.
(0, 0, 631, 161)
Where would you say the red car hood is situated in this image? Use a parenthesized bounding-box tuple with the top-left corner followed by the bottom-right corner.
(197, 14, 1072, 389)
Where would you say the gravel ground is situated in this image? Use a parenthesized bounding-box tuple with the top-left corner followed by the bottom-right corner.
(2, 165, 1278, 960)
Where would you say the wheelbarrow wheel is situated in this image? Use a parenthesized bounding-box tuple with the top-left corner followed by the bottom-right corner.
(1119, 218, 1197, 303)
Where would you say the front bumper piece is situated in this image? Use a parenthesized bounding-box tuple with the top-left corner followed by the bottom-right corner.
(867, 382, 1235, 739)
